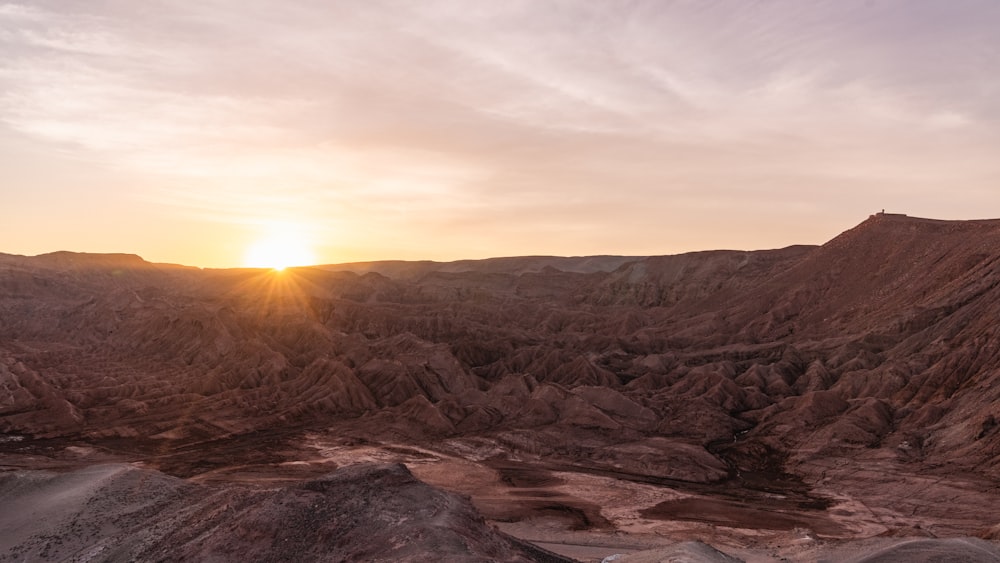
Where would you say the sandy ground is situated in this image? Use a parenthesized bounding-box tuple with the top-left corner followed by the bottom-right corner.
(290, 433, 1000, 562)
(4, 433, 1000, 562)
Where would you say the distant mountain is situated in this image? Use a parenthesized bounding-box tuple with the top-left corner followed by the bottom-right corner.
(317, 255, 645, 279)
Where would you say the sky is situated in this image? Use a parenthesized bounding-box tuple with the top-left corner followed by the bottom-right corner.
(2, 1, 999, 268)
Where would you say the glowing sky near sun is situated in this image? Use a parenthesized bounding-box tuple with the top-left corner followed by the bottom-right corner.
(2, 1, 999, 267)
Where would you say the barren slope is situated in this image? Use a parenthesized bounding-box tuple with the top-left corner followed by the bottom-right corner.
(3, 214, 1000, 559)
(0, 462, 564, 562)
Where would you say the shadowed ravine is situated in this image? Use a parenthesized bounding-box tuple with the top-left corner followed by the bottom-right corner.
(4, 214, 1000, 561)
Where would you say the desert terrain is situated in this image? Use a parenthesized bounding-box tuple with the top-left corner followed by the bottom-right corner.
(4, 213, 1000, 561)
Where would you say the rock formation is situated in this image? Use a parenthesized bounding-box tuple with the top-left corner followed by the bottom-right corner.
(0, 462, 564, 562)
(3, 214, 1000, 560)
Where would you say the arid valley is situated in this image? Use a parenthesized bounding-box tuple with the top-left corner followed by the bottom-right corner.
(3, 213, 1000, 561)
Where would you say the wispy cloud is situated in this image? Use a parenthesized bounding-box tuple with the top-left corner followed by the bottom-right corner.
(2, 0, 999, 265)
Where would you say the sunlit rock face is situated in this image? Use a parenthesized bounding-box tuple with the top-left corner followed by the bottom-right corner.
(4, 214, 1000, 560)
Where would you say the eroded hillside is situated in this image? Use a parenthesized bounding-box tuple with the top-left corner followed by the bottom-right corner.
(4, 214, 1000, 559)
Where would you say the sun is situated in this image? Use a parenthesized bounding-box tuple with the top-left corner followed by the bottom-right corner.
(244, 230, 317, 271)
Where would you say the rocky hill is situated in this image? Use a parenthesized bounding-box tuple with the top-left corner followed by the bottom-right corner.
(3, 213, 1000, 559)
(0, 462, 564, 562)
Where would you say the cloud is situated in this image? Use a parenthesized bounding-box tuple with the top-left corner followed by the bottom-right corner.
(1, 0, 999, 264)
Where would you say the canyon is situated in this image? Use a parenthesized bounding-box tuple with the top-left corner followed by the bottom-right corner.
(3, 213, 1000, 561)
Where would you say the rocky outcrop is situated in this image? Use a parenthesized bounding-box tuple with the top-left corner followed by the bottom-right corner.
(0, 463, 563, 562)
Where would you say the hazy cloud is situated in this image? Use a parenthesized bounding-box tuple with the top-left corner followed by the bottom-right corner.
(2, 0, 999, 265)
